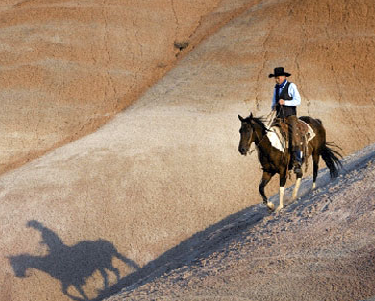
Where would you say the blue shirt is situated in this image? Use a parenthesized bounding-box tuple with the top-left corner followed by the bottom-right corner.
(271, 80, 301, 108)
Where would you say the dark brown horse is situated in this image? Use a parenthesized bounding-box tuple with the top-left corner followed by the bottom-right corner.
(238, 113, 342, 212)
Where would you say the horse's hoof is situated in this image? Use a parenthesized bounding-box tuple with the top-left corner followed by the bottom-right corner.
(275, 205, 284, 213)
(267, 202, 275, 211)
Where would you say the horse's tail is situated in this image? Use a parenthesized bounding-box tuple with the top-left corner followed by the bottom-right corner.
(320, 142, 343, 178)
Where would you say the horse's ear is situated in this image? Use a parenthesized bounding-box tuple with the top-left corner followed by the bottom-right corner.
(238, 115, 244, 122)
(250, 112, 253, 119)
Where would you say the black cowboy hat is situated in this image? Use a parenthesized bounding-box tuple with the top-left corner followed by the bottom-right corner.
(268, 67, 291, 78)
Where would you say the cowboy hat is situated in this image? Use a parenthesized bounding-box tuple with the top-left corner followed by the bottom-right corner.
(268, 67, 291, 78)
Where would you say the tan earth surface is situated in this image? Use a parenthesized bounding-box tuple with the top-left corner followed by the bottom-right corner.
(0, 0, 237, 174)
(0, 0, 374, 300)
(107, 144, 375, 301)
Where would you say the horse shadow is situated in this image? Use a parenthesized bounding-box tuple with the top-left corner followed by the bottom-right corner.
(8, 220, 139, 301)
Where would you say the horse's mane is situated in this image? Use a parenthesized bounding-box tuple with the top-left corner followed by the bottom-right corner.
(244, 115, 268, 133)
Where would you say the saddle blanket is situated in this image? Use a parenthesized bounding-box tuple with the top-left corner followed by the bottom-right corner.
(266, 121, 315, 152)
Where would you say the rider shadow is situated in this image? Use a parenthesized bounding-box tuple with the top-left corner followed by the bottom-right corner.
(8, 220, 139, 301)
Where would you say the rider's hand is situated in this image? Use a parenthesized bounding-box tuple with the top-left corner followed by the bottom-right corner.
(279, 99, 285, 105)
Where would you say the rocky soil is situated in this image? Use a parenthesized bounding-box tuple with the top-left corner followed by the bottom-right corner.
(107, 144, 375, 301)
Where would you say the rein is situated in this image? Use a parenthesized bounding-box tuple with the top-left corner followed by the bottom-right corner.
(247, 110, 275, 156)
(265, 110, 276, 128)
(248, 130, 256, 155)
(248, 118, 271, 155)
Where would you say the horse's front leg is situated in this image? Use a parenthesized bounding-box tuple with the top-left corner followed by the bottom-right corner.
(259, 171, 275, 211)
(276, 169, 287, 212)
(292, 176, 302, 200)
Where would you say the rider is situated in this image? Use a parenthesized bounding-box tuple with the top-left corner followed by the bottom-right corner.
(269, 67, 302, 174)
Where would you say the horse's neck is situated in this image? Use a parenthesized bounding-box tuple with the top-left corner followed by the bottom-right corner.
(254, 128, 279, 165)
(254, 127, 269, 149)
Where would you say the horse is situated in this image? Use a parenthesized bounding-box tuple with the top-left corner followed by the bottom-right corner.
(238, 112, 342, 212)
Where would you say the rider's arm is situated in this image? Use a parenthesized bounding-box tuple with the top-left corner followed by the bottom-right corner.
(283, 83, 301, 106)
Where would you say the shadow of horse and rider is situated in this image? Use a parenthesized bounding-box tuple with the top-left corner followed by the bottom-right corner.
(8, 220, 139, 301)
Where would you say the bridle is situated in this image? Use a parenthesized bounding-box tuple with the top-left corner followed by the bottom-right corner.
(247, 122, 268, 155)
(241, 111, 275, 156)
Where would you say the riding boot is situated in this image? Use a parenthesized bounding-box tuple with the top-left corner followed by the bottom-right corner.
(293, 149, 303, 174)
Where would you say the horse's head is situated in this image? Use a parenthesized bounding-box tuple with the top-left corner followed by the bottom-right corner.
(8, 255, 29, 277)
(238, 113, 256, 156)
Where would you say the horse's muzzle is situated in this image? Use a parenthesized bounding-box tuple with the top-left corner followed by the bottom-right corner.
(238, 148, 248, 156)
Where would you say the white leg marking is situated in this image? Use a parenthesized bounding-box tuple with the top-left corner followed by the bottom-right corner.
(312, 182, 316, 190)
(267, 202, 275, 211)
(292, 178, 302, 200)
(276, 187, 285, 212)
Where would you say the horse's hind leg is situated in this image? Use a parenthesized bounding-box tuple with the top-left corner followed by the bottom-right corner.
(312, 151, 319, 189)
(259, 171, 275, 211)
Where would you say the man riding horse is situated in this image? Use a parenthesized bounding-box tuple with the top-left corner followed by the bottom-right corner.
(238, 67, 342, 211)
(269, 67, 303, 174)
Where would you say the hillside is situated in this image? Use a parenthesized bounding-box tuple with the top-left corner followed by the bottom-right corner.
(107, 143, 375, 301)
(0, 0, 374, 300)
(0, 0, 248, 173)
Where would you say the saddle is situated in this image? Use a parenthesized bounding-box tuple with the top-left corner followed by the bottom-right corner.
(269, 118, 314, 154)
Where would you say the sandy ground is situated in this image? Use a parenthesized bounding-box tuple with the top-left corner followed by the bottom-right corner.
(107, 144, 375, 301)
(0, 0, 232, 173)
(0, 0, 267, 175)
(0, 0, 374, 300)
